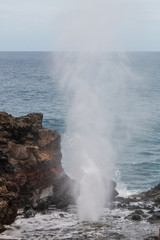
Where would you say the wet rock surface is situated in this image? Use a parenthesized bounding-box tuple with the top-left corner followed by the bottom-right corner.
(1, 186, 160, 239)
(23, 205, 36, 218)
(1, 203, 160, 240)
(113, 194, 160, 226)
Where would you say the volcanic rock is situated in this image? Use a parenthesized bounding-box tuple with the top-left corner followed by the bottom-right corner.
(147, 211, 160, 223)
(23, 205, 36, 218)
(132, 183, 160, 203)
(125, 211, 142, 221)
(131, 213, 142, 221)
(0, 112, 73, 210)
(134, 209, 144, 215)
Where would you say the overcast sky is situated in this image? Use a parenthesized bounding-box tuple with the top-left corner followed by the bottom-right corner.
(0, 0, 160, 51)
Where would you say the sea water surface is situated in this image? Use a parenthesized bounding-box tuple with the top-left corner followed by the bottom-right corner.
(0, 51, 160, 194)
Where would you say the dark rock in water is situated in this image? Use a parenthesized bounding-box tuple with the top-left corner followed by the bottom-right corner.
(125, 210, 144, 221)
(0, 112, 74, 223)
(59, 213, 64, 217)
(131, 213, 142, 221)
(0, 178, 18, 230)
(34, 198, 51, 211)
(134, 209, 144, 215)
(23, 206, 36, 218)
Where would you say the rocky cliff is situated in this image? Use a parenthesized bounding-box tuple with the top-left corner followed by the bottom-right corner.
(0, 112, 73, 229)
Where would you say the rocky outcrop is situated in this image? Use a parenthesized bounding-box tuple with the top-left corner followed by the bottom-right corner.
(0, 112, 73, 227)
(0, 111, 120, 232)
(132, 183, 160, 203)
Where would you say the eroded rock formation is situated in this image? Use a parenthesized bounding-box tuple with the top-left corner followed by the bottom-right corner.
(0, 112, 73, 229)
(0, 112, 120, 232)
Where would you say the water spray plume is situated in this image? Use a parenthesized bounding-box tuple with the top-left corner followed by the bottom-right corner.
(55, 52, 133, 221)
(54, 0, 135, 221)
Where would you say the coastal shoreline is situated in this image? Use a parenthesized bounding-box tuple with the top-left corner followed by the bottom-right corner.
(0, 112, 160, 239)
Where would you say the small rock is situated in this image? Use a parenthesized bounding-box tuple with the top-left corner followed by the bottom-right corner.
(23, 207, 36, 218)
(134, 209, 144, 215)
(35, 198, 51, 211)
(125, 212, 142, 221)
(59, 213, 64, 217)
(0, 224, 6, 233)
(131, 214, 141, 221)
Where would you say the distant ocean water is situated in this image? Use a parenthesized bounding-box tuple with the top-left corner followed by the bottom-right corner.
(0, 51, 160, 194)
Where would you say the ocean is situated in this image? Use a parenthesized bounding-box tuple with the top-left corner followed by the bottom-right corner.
(0, 51, 160, 195)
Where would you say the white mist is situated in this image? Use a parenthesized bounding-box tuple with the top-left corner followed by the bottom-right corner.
(55, 52, 133, 221)
(54, 0, 138, 221)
